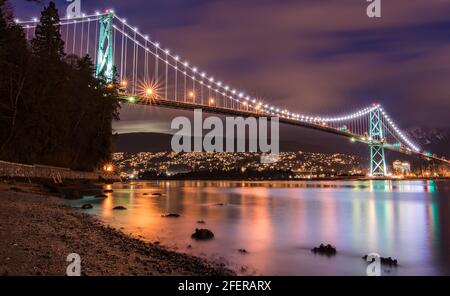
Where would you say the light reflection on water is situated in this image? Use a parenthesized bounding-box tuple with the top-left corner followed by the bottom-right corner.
(67, 180, 450, 275)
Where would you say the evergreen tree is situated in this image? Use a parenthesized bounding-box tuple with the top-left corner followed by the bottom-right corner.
(0, 1, 120, 171)
(0, 0, 30, 160)
(31, 1, 64, 61)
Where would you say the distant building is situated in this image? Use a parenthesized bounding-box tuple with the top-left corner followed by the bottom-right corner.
(393, 160, 411, 175)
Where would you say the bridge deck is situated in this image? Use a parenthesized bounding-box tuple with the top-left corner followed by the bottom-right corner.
(120, 96, 450, 166)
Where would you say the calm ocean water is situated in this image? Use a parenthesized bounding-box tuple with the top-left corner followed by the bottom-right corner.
(67, 180, 450, 275)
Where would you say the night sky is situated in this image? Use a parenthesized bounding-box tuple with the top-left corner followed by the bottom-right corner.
(11, 0, 450, 135)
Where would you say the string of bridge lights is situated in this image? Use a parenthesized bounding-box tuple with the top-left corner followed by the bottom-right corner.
(379, 107, 420, 152)
(15, 9, 420, 153)
(110, 11, 391, 123)
(16, 17, 102, 33)
(14, 11, 110, 24)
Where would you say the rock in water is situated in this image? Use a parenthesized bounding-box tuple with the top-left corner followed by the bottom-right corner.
(363, 255, 398, 266)
(95, 194, 107, 198)
(191, 228, 214, 240)
(161, 213, 180, 218)
(311, 243, 337, 256)
(113, 206, 127, 210)
(104, 189, 114, 193)
(152, 193, 162, 196)
(197, 220, 205, 224)
(81, 204, 93, 210)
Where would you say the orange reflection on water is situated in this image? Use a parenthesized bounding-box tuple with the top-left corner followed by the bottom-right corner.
(69, 180, 450, 275)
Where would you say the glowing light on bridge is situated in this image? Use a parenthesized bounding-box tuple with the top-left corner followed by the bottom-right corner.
(138, 79, 162, 100)
(103, 163, 114, 173)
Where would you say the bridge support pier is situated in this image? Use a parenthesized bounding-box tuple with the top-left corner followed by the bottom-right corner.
(96, 12, 114, 82)
(369, 106, 387, 177)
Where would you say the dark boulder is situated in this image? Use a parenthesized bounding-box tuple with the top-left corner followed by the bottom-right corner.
(197, 220, 205, 224)
(113, 206, 127, 210)
(191, 228, 214, 240)
(81, 204, 93, 210)
(311, 244, 337, 256)
(95, 194, 107, 198)
(238, 249, 248, 254)
(152, 193, 162, 196)
(363, 255, 398, 266)
(104, 189, 114, 193)
(161, 213, 180, 218)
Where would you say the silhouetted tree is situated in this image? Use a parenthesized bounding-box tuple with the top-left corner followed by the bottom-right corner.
(0, 1, 120, 171)
(0, 0, 30, 160)
(32, 2, 64, 61)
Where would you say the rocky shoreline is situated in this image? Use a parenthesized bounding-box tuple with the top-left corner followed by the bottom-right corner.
(0, 182, 235, 276)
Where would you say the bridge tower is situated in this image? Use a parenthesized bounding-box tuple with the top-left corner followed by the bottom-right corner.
(369, 106, 387, 177)
(96, 12, 114, 82)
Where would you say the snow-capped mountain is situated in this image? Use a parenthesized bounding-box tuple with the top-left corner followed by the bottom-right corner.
(406, 127, 450, 157)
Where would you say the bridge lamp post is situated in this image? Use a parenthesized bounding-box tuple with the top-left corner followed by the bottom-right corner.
(120, 80, 128, 93)
(189, 91, 195, 101)
(146, 88, 155, 97)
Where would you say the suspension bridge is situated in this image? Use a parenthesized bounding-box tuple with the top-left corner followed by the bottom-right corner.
(16, 10, 450, 177)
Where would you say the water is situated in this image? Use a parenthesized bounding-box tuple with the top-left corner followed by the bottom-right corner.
(66, 180, 450, 275)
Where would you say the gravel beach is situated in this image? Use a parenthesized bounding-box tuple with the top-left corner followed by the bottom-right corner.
(0, 182, 234, 276)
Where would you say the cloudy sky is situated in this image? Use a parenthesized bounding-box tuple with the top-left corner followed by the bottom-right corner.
(12, 0, 450, 134)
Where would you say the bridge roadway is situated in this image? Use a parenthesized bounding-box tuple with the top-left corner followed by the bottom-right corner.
(119, 95, 450, 166)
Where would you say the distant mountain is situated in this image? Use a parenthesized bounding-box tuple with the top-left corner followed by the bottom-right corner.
(112, 127, 370, 156)
(112, 133, 173, 153)
(406, 127, 450, 157)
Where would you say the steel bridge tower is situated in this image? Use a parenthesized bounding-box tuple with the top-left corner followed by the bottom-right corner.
(369, 106, 387, 177)
(96, 12, 114, 82)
